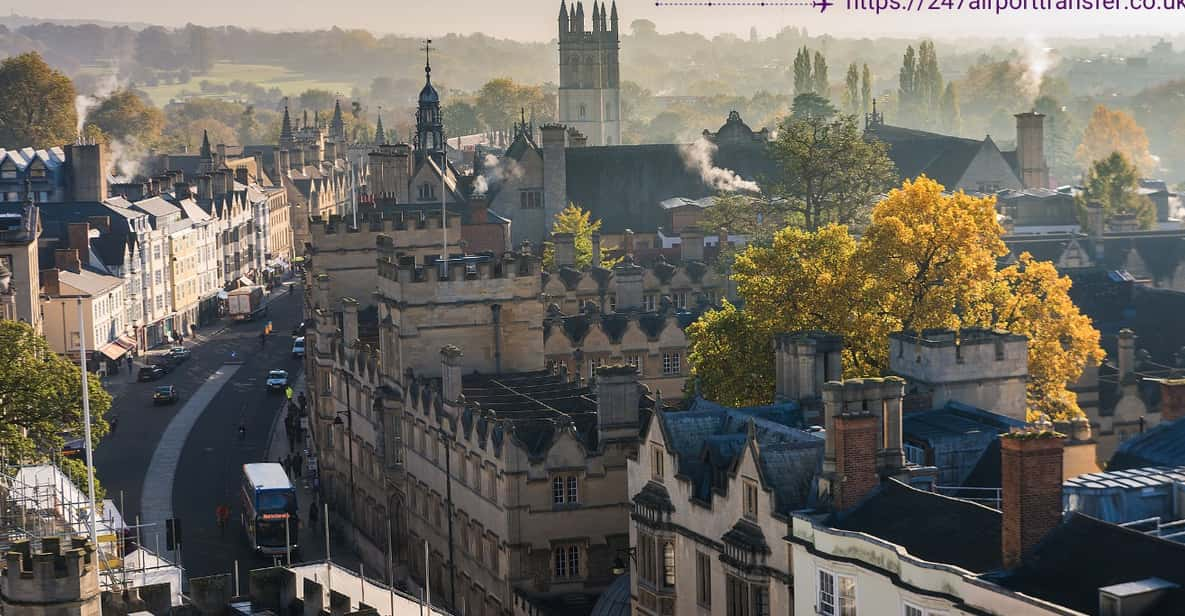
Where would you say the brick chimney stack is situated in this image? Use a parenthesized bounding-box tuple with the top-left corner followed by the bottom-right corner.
(1158, 379, 1185, 423)
(1001, 431, 1066, 568)
(1117, 328, 1136, 382)
(832, 407, 880, 511)
(67, 223, 91, 267)
(54, 249, 81, 274)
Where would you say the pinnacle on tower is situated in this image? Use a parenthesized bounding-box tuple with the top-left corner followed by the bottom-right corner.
(374, 111, 386, 145)
(302, 109, 309, 130)
(199, 129, 212, 159)
(592, 0, 600, 31)
(576, 1, 585, 32)
(600, 3, 608, 33)
(611, 0, 618, 27)
(559, 0, 569, 34)
(280, 105, 293, 147)
(331, 99, 345, 141)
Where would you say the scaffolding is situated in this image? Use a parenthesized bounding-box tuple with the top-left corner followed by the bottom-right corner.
(0, 463, 183, 599)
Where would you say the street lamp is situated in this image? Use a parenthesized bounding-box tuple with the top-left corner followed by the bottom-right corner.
(331, 377, 356, 549)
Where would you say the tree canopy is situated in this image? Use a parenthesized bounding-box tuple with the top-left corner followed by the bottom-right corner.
(542, 204, 620, 270)
(86, 89, 165, 145)
(0, 320, 111, 462)
(0, 52, 78, 147)
(1076, 151, 1156, 230)
(766, 113, 896, 231)
(687, 177, 1103, 419)
(1075, 105, 1155, 175)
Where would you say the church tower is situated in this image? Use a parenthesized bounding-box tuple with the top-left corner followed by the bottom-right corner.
(414, 44, 444, 161)
(330, 99, 346, 142)
(557, 0, 621, 146)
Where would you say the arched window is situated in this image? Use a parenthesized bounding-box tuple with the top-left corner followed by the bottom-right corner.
(663, 540, 676, 587)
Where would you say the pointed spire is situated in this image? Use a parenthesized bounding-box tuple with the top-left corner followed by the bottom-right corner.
(592, 0, 600, 30)
(280, 103, 293, 147)
(611, 0, 618, 25)
(302, 109, 309, 130)
(600, 2, 608, 31)
(374, 110, 386, 145)
(200, 129, 212, 159)
(331, 99, 345, 141)
(424, 38, 433, 83)
(559, 0, 568, 23)
(576, 1, 584, 32)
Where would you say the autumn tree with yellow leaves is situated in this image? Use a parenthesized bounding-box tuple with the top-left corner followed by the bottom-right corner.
(686, 177, 1104, 418)
(1075, 105, 1155, 175)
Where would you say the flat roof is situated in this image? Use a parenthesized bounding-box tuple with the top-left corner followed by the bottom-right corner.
(243, 463, 292, 490)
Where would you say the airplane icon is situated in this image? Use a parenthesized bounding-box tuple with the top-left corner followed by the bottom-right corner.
(812, 0, 833, 11)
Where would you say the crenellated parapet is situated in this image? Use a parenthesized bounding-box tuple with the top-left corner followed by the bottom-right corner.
(1, 537, 99, 616)
(542, 253, 724, 315)
(377, 250, 542, 306)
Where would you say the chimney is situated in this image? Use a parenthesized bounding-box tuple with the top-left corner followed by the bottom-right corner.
(292, 148, 305, 169)
(217, 143, 227, 166)
(1086, 201, 1105, 260)
(54, 249, 81, 274)
(540, 124, 567, 232)
(67, 223, 92, 266)
(553, 232, 576, 268)
(612, 255, 644, 311)
(1014, 112, 1049, 189)
(235, 167, 249, 186)
(622, 228, 635, 255)
(595, 364, 641, 445)
(1117, 328, 1136, 382)
(680, 226, 704, 262)
(591, 233, 602, 268)
(325, 141, 338, 161)
(468, 195, 488, 230)
(1001, 431, 1066, 568)
(832, 403, 880, 511)
(774, 331, 843, 402)
(197, 175, 213, 202)
(441, 345, 463, 403)
(174, 182, 191, 199)
(278, 150, 290, 177)
(1158, 379, 1185, 423)
(341, 297, 359, 344)
(876, 377, 907, 476)
(86, 216, 110, 234)
(65, 143, 108, 202)
(41, 268, 60, 297)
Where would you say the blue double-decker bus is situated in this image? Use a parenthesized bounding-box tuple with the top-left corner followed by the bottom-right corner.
(241, 463, 299, 556)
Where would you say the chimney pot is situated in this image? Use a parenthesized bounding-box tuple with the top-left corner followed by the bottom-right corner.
(1001, 431, 1066, 568)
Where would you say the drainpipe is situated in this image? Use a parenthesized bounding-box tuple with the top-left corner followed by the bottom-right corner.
(491, 303, 502, 374)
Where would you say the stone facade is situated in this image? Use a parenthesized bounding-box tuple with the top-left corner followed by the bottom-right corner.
(0, 199, 41, 330)
(0, 538, 100, 616)
(556, 1, 622, 146)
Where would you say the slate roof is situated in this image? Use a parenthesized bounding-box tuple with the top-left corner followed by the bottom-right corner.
(1003, 230, 1185, 282)
(988, 512, 1185, 615)
(829, 478, 1004, 573)
(564, 141, 777, 234)
(56, 268, 123, 296)
(588, 574, 631, 616)
(866, 124, 1016, 189)
(130, 196, 182, 221)
(657, 397, 821, 514)
(0, 146, 66, 171)
(1110, 418, 1185, 470)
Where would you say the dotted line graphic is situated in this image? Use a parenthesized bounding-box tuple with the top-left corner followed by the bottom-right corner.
(655, 2, 815, 5)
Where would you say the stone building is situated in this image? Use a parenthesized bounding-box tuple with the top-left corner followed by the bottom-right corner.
(40, 250, 129, 367)
(556, 0, 622, 146)
(0, 195, 42, 330)
(304, 244, 656, 614)
(0, 538, 100, 616)
(0, 143, 106, 204)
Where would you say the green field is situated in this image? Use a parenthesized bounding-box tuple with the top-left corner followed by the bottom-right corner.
(123, 62, 357, 107)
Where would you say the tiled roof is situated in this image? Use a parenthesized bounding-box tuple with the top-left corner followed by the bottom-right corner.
(866, 124, 1018, 189)
(1110, 418, 1185, 470)
(57, 268, 123, 297)
(0, 146, 65, 171)
(830, 478, 1003, 573)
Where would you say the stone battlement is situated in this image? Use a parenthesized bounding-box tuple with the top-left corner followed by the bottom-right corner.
(1, 537, 98, 606)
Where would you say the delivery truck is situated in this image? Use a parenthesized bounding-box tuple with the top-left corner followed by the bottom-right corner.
(227, 285, 267, 321)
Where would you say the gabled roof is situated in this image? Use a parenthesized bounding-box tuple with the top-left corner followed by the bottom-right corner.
(0, 146, 65, 171)
(866, 123, 1019, 189)
(130, 196, 182, 221)
(830, 478, 1003, 573)
(56, 268, 123, 297)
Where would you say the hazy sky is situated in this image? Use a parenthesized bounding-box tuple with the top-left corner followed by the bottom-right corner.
(2, 0, 1179, 39)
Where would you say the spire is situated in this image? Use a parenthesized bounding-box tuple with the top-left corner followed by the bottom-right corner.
(424, 37, 432, 83)
(592, 0, 600, 30)
(199, 129, 212, 159)
(600, 2, 608, 32)
(576, 1, 584, 32)
(302, 109, 309, 130)
(280, 104, 293, 147)
(374, 110, 386, 145)
(559, 0, 569, 33)
(330, 99, 345, 141)
(611, 0, 618, 27)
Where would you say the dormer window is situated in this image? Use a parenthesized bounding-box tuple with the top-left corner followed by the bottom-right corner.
(417, 183, 436, 201)
(28, 163, 46, 178)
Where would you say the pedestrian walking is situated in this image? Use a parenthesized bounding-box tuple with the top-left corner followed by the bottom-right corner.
(215, 504, 230, 536)
(308, 502, 319, 534)
(238, 422, 247, 441)
(126, 355, 134, 374)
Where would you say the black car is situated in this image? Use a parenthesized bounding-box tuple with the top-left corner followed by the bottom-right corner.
(151, 356, 179, 373)
(165, 347, 192, 362)
(153, 385, 179, 405)
(137, 365, 166, 381)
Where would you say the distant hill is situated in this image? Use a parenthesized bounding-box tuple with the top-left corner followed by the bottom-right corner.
(0, 13, 153, 30)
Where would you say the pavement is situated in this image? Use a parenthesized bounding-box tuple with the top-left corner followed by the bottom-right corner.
(93, 281, 360, 580)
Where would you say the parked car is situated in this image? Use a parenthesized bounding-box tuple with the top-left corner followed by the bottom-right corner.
(292, 337, 305, 359)
(149, 356, 178, 373)
(153, 385, 179, 405)
(266, 370, 289, 391)
(166, 347, 191, 362)
(137, 365, 166, 381)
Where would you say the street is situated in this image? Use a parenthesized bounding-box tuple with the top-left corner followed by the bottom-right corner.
(94, 284, 357, 579)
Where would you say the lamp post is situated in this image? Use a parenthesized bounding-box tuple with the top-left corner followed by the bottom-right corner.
(610, 547, 636, 576)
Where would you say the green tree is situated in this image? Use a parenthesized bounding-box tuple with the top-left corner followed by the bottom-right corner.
(0, 52, 78, 147)
(939, 82, 961, 135)
(898, 45, 917, 124)
(297, 89, 335, 114)
(0, 321, 111, 462)
(861, 64, 873, 114)
(766, 113, 896, 230)
(1076, 151, 1156, 230)
(238, 104, 258, 145)
(475, 78, 553, 133)
(1075, 105, 1155, 174)
(843, 63, 860, 115)
(685, 301, 774, 406)
(443, 101, 482, 136)
(543, 204, 621, 270)
(86, 90, 165, 145)
(790, 93, 836, 120)
(792, 47, 813, 96)
(812, 51, 829, 99)
(916, 41, 943, 121)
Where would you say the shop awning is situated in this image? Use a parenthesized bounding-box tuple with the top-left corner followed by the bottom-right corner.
(98, 342, 126, 361)
(114, 335, 136, 352)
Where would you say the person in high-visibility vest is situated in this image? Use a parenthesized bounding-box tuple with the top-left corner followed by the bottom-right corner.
(285, 386, 293, 400)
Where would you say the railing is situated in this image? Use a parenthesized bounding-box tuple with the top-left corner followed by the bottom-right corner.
(933, 485, 1001, 510)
